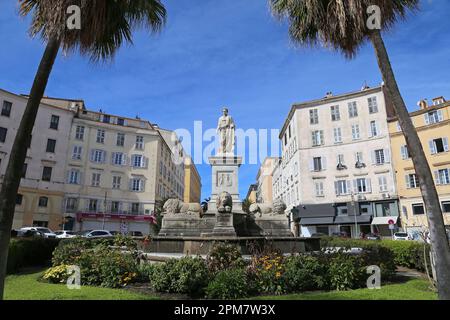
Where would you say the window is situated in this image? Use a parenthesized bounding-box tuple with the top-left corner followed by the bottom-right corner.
(330, 105, 340, 121)
(429, 138, 449, 154)
(111, 201, 120, 213)
(311, 130, 324, 146)
(42, 167, 52, 181)
(355, 178, 371, 193)
(348, 101, 358, 118)
(102, 115, 111, 124)
(75, 126, 85, 140)
(66, 198, 77, 212)
(405, 174, 419, 189)
(401, 145, 410, 159)
(337, 154, 347, 170)
(369, 121, 379, 137)
(116, 133, 125, 146)
(378, 176, 388, 192)
(68, 169, 81, 184)
(88, 199, 98, 212)
(38, 197, 48, 207)
(312, 157, 325, 172)
(351, 124, 360, 140)
(288, 125, 292, 139)
(46, 139, 56, 153)
(412, 203, 424, 215)
(316, 226, 329, 235)
(315, 181, 324, 197)
(112, 152, 126, 166)
(91, 173, 101, 187)
(135, 136, 144, 149)
(16, 194, 23, 206)
(373, 149, 388, 165)
(117, 118, 125, 126)
(368, 96, 378, 113)
(72, 146, 82, 160)
(425, 110, 443, 125)
(435, 169, 450, 185)
(442, 201, 450, 213)
(90, 149, 106, 163)
(130, 178, 144, 192)
(335, 180, 350, 196)
(309, 109, 319, 124)
(131, 203, 140, 214)
(96, 129, 105, 143)
(333, 128, 342, 143)
(1, 101, 12, 117)
(335, 204, 348, 216)
(50, 115, 59, 130)
(132, 155, 146, 168)
(0, 127, 7, 143)
(112, 176, 121, 189)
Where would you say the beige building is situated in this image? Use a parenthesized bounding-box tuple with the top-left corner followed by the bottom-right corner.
(0, 89, 76, 230)
(278, 85, 399, 238)
(183, 156, 202, 203)
(388, 96, 450, 239)
(256, 157, 278, 203)
(245, 184, 257, 204)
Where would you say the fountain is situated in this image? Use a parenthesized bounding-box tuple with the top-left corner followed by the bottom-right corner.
(148, 108, 320, 256)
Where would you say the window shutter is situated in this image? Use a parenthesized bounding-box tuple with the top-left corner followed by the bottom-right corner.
(78, 172, 83, 185)
(353, 180, 358, 193)
(437, 110, 444, 122)
(334, 181, 339, 196)
(322, 156, 327, 170)
(346, 180, 352, 194)
(102, 151, 106, 163)
(144, 157, 149, 168)
(443, 137, 449, 152)
(311, 132, 316, 146)
(123, 154, 128, 166)
(371, 150, 376, 164)
(309, 159, 315, 172)
(375, 123, 380, 136)
(129, 179, 134, 191)
(131, 155, 136, 167)
(429, 140, 436, 154)
(368, 126, 373, 138)
(367, 178, 372, 193)
(320, 131, 324, 145)
(111, 152, 116, 164)
(400, 146, 406, 159)
(424, 113, 430, 125)
(434, 171, 441, 185)
(66, 171, 71, 183)
(90, 150, 95, 161)
(405, 175, 411, 189)
(384, 149, 391, 163)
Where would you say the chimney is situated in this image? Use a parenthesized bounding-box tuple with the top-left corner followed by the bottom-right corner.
(417, 99, 428, 110)
(325, 91, 333, 98)
(432, 96, 446, 106)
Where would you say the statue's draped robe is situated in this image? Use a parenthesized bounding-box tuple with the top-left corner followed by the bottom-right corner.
(217, 115, 235, 155)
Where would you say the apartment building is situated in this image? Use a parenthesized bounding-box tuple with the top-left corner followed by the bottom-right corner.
(183, 156, 202, 204)
(388, 96, 450, 239)
(245, 184, 257, 204)
(0, 89, 76, 230)
(255, 157, 278, 204)
(278, 85, 400, 238)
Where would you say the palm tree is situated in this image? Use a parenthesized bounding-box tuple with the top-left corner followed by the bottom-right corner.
(0, 0, 166, 299)
(269, 0, 450, 299)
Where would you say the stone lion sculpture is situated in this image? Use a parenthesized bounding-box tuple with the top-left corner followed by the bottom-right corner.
(163, 199, 203, 217)
(216, 191, 233, 214)
(249, 198, 287, 216)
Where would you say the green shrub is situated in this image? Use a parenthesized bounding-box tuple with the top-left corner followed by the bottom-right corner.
(149, 257, 209, 297)
(206, 242, 245, 274)
(282, 254, 328, 292)
(247, 252, 285, 295)
(360, 244, 396, 279)
(328, 253, 366, 291)
(7, 238, 60, 274)
(206, 268, 249, 299)
(42, 265, 71, 284)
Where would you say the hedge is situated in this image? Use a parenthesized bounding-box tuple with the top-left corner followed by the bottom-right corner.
(7, 238, 60, 274)
(320, 237, 431, 272)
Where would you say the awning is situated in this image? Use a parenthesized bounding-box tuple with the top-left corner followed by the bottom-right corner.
(371, 216, 398, 225)
(300, 217, 334, 226)
(335, 215, 372, 224)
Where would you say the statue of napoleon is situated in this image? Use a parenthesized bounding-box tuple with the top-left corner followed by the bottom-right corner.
(216, 108, 236, 156)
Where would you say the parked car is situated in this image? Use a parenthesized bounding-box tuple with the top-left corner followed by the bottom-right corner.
(128, 231, 144, 237)
(365, 233, 381, 240)
(331, 231, 349, 238)
(54, 230, 77, 239)
(80, 230, 113, 238)
(19, 227, 57, 238)
(393, 232, 411, 241)
(110, 231, 121, 236)
(311, 233, 327, 238)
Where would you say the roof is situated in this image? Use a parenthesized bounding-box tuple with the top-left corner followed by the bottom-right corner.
(279, 85, 384, 138)
(387, 100, 450, 122)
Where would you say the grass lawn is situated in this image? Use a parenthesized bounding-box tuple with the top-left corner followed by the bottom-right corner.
(4, 271, 159, 300)
(252, 279, 437, 300)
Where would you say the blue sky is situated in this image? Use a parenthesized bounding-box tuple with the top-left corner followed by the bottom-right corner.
(0, 0, 449, 200)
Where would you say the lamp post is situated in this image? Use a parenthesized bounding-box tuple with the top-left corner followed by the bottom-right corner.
(102, 191, 107, 230)
(351, 192, 358, 239)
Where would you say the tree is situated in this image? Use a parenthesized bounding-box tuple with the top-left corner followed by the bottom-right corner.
(269, 0, 450, 299)
(241, 198, 253, 214)
(0, 0, 166, 299)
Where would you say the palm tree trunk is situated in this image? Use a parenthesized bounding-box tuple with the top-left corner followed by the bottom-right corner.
(0, 37, 60, 300)
(370, 30, 450, 300)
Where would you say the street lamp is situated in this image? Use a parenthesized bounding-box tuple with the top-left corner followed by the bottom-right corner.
(351, 192, 358, 239)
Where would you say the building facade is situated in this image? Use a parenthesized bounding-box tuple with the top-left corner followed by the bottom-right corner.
(388, 96, 450, 239)
(278, 86, 399, 238)
(183, 156, 202, 204)
(0, 89, 76, 230)
(255, 157, 278, 204)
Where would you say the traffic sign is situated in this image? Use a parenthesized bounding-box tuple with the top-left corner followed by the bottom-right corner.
(389, 224, 395, 230)
(388, 219, 395, 225)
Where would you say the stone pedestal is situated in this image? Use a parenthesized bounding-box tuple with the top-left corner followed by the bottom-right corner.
(211, 213, 237, 237)
(254, 214, 292, 237)
(159, 214, 212, 237)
